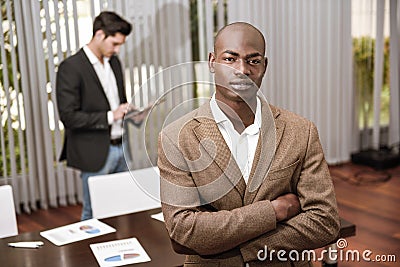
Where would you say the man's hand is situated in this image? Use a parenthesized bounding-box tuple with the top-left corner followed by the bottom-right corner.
(271, 193, 301, 222)
(113, 103, 130, 121)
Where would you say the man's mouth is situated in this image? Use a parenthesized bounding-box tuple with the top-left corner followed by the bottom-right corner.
(230, 81, 254, 91)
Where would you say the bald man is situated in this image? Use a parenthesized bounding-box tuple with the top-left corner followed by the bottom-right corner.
(158, 22, 339, 266)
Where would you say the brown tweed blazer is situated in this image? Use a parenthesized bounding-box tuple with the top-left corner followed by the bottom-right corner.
(158, 98, 340, 267)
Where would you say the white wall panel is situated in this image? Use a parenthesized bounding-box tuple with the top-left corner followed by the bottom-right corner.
(227, 0, 353, 164)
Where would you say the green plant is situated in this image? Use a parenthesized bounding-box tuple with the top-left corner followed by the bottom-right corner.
(0, 0, 26, 177)
(353, 36, 390, 128)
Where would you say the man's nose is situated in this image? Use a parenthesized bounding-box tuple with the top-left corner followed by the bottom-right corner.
(234, 59, 251, 76)
(114, 45, 121, 54)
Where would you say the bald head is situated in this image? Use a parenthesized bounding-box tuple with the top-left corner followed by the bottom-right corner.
(214, 22, 266, 55)
(208, 21, 268, 104)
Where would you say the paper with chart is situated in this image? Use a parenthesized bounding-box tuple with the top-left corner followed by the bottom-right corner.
(90, 237, 151, 267)
(40, 219, 116, 246)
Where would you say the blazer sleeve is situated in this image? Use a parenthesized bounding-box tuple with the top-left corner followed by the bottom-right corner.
(56, 59, 109, 130)
(239, 122, 340, 262)
(158, 131, 278, 256)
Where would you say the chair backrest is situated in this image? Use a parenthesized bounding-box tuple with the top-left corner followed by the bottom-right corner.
(0, 185, 18, 238)
(88, 167, 161, 219)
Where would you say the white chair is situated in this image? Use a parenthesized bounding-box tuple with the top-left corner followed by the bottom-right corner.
(88, 167, 161, 219)
(0, 185, 18, 238)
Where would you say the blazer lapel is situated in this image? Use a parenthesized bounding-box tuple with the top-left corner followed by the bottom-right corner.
(78, 49, 110, 104)
(109, 56, 126, 103)
(193, 103, 246, 198)
(244, 100, 286, 205)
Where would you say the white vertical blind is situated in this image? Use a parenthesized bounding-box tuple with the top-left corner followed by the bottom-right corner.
(389, 0, 400, 148)
(119, 0, 193, 169)
(227, 0, 353, 164)
(0, 0, 192, 213)
(373, 0, 386, 149)
(353, 0, 396, 151)
(1, 0, 397, 214)
(341, 2, 355, 160)
(42, 0, 66, 206)
(0, 0, 19, 213)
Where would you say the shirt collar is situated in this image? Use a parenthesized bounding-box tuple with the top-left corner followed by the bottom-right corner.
(83, 45, 109, 65)
(210, 94, 229, 124)
(210, 93, 262, 132)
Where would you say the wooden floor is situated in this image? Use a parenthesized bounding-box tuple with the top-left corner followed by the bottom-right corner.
(328, 163, 400, 267)
(16, 163, 400, 266)
(17, 204, 81, 234)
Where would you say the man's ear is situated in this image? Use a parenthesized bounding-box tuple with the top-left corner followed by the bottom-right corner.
(208, 52, 215, 73)
(263, 56, 268, 74)
(95, 29, 105, 40)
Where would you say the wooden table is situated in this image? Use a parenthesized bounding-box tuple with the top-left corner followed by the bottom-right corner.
(338, 217, 356, 239)
(0, 209, 355, 267)
(321, 217, 356, 266)
(0, 208, 184, 267)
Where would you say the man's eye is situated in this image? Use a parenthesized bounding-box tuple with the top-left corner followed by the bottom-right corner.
(224, 57, 235, 62)
(248, 59, 261, 65)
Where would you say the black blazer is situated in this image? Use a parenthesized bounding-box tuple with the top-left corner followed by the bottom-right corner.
(56, 49, 127, 172)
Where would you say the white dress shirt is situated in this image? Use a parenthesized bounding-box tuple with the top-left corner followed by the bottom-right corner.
(83, 45, 122, 139)
(210, 94, 261, 184)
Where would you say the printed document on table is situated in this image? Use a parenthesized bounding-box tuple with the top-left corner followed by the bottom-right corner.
(40, 219, 116, 246)
(90, 237, 151, 267)
(150, 212, 164, 222)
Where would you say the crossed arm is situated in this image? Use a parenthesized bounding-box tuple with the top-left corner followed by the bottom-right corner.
(158, 122, 339, 258)
(164, 193, 300, 255)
